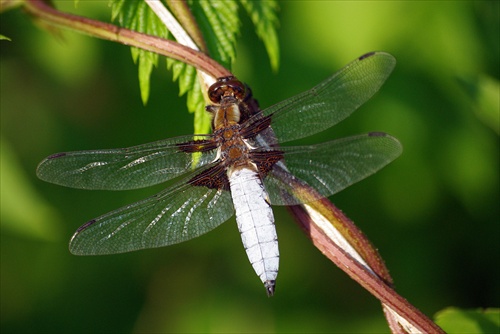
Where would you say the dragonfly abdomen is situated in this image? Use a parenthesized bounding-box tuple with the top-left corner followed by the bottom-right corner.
(228, 166, 279, 296)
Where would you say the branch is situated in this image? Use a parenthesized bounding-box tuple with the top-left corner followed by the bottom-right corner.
(23, 0, 231, 79)
(288, 194, 445, 333)
(144, 0, 215, 93)
(145, 0, 198, 51)
(164, 0, 208, 53)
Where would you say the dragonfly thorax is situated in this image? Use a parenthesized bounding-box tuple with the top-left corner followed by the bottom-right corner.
(212, 103, 241, 131)
(215, 124, 252, 169)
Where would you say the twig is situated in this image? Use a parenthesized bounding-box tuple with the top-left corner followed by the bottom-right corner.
(145, 0, 198, 51)
(23, 0, 231, 79)
(165, 0, 208, 53)
(288, 196, 445, 333)
(144, 0, 216, 91)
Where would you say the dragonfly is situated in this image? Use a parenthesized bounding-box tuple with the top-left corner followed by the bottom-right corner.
(37, 51, 402, 296)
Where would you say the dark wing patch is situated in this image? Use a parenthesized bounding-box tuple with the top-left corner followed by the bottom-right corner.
(240, 115, 273, 139)
(250, 150, 284, 176)
(188, 164, 229, 190)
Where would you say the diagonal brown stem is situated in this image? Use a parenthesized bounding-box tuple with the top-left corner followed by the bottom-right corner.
(166, 0, 208, 53)
(23, 0, 231, 79)
(288, 196, 445, 333)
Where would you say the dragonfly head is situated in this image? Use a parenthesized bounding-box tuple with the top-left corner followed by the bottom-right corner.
(208, 76, 246, 104)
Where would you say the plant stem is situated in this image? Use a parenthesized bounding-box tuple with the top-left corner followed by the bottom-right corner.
(288, 198, 445, 333)
(165, 0, 208, 53)
(145, 0, 198, 51)
(23, 0, 231, 79)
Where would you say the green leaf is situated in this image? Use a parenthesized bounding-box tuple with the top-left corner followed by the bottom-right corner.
(189, 0, 240, 70)
(435, 307, 500, 333)
(165, 58, 210, 135)
(189, 78, 209, 134)
(110, 0, 126, 22)
(109, 0, 169, 104)
(0, 34, 12, 41)
(108, 0, 279, 134)
(109, 0, 211, 133)
(240, 0, 280, 71)
(136, 48, 156, 104)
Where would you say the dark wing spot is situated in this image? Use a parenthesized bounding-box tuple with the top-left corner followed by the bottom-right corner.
(251, 150, 284, 176)
(359, 51, 376, 60)
(241, 115, 273, 139)
(368, 131, 388, 137)
(75, 219, 97, 233)
(47, 152, 67, 159)
(188, 164, 229, 190)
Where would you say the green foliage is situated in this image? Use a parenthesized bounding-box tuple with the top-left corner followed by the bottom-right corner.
(189, 0, 240, 70)
(435, 307, 500, 333)
(165, 47, 207, 134)
(106, 0, 280, 134)
(110, 0, 169, 105)
(240, 0, 280, 71)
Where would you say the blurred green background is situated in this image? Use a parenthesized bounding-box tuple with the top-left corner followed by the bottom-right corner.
(1, 1, 498, 333)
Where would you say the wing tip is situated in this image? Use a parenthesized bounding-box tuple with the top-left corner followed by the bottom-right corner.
(368, 132, 404, 155)
(69, 219, 98, 255)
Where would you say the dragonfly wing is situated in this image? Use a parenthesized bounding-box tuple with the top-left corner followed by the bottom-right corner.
(69, 167, 234, 255)
(245, 52, 396, 144)
(263, 132, 403, 205)
(36, 134, 217, 190)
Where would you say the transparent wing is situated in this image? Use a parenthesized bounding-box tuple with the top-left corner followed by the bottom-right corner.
(245, 52, 396, 144)
(36, 134, 216, 190)
(263, 132, 402, 205)
(69, 168, 234, 255)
